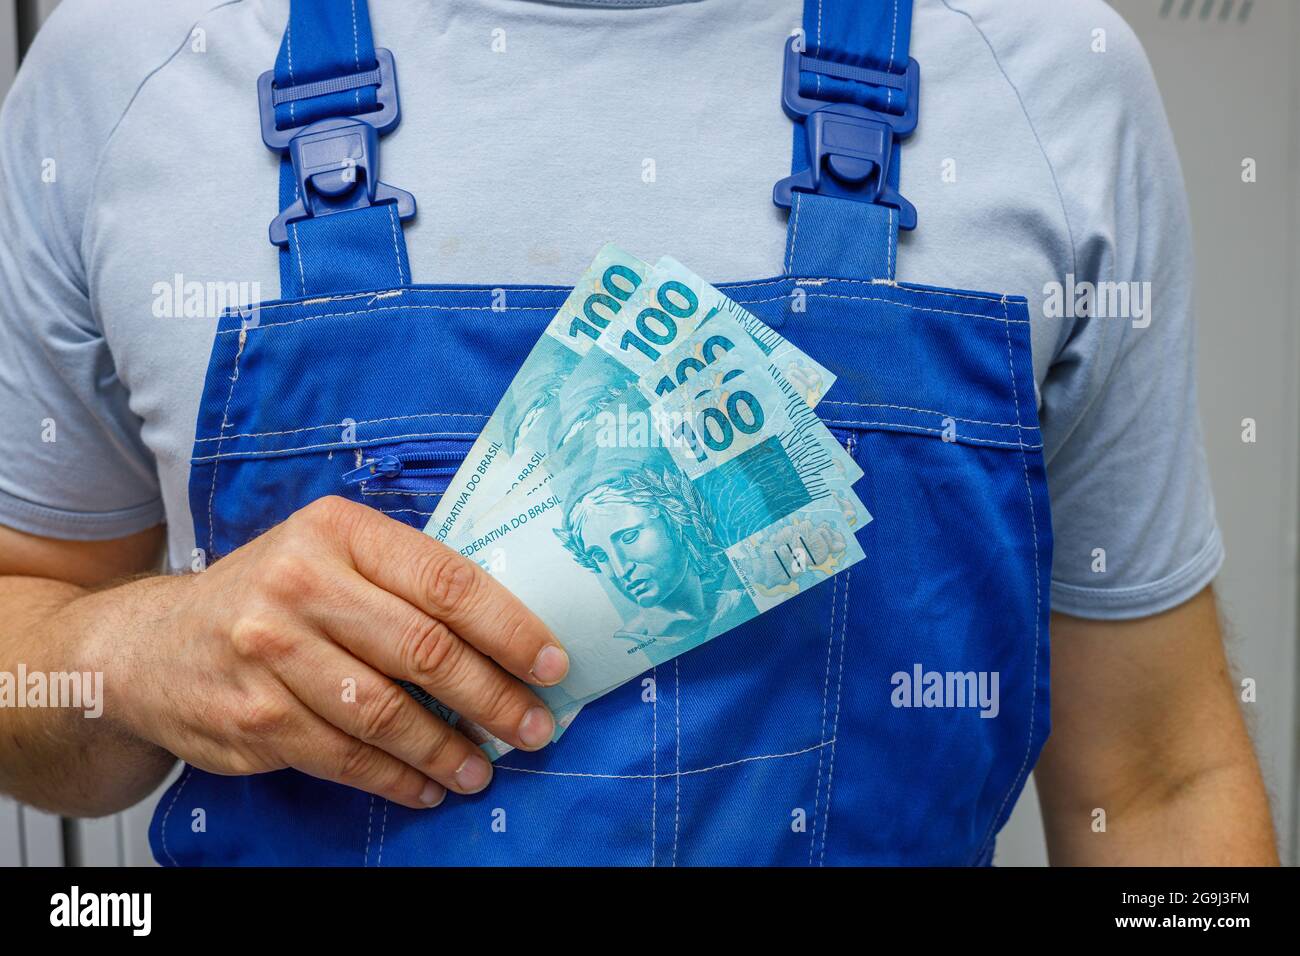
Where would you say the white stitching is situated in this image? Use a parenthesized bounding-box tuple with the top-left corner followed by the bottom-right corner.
(291, 221, 307, 294)
(822, 420, 1042, 449)
(205, 326, 247, 555)
(193, 415, 485, 442)
(194, 431, 484, 460)
(218, 291, 1023, 336)
(377, 507, 436, 516)
(217, 302, 559, 335)
(887, 0, 899, 109)
(972, 297, 1042, 864)
(236, 276, 1011, 318)
(495, 738, 833, 779)
(876, 286, 1012, 305)
(196, 424, 1043, 460)
(286, 18, 295, 125)
(814, 2, 823, 95)
(819, 401, 1036, 430)
(741, 292, 1030, 324)
(243, 286, 560, 316)
(351, 0, 361, 111)
(651, 665, 657, 867)
(672, 658, 681, 866)
(808, 571, 838, 864)
(786, 192, 803, 275)
(159, 766, 192, 867)
(377, 799, 389, 867)
(386, 203, 406, 286)
(819, 568, 852, 866)
(887, 206, 895, 279)
(363, 794, 374, 866)
(718, 276, 801, 291)
(360, 489, 445, 498)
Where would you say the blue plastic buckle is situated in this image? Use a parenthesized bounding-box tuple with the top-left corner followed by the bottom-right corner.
(773, 36, 920, 230)
(257, 48, 415, 247)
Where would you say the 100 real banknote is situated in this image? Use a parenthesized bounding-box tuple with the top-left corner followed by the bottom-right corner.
(447, 313, 869, 743)
(435, 250, 839, 543)
(417, 248, 868, 759)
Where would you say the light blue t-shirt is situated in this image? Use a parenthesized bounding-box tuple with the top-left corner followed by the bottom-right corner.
(0, 0, 1221, 619)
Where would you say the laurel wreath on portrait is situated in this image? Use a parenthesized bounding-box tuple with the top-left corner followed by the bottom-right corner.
(555, 464, 727, 579)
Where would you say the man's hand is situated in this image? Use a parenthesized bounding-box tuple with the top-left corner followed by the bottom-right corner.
(1035, 587, 1278, 865)
(0, 497, 569, 815)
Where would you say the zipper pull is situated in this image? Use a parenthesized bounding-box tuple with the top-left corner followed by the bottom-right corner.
(342, 455, 402, 486)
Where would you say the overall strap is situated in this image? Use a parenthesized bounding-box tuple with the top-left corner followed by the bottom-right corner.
(778, 0, 919, 280)
(258, 0, 416, 298)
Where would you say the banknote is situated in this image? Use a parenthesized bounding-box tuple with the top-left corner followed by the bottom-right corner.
(452, 337, 868, 736)
(447, 321, 869, 756)
(643, 257, 836, 409)
(425, 244, 653, 545)
(505, 332, 872, 738)
(418, 251, 864, 760)
(489, 311, 871, 533)
(452, 253, 726, 539)
(447, 254, 839, 541)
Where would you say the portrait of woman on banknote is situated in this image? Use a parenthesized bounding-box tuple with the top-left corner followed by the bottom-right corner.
(555, 462, 752, 645)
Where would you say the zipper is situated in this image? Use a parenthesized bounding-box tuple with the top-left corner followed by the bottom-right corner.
(342, 444, 469, 494)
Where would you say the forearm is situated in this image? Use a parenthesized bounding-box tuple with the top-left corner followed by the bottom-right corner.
(1037, 591, 1278, 866)
(1039, 748, 1277, 866)
(0, 574, 175, 816)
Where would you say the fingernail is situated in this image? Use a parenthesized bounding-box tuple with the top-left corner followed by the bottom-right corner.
(454, 754, 492, 793)
(517, 706, 555, 749)
(530, 644, 569, 684)
(419, 780, 446, 808)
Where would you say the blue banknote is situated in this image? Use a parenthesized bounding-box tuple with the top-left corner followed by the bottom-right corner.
(425, 245, 653, 544)
(451, 337, 868, 739)
(419, 251, 866, 760)
(505, 310, 871, 532)
(446, 253, 839, 541)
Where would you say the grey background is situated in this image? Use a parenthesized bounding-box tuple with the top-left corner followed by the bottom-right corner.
(1, 0, 1296, 867)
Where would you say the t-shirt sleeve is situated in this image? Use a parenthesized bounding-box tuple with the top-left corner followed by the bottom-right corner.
(1008, 1, 1224, 619)
(0, 3, 165, 540)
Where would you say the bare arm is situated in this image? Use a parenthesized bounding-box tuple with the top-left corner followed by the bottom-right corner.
(1034, 587, 1277, 865)
(0, 525, 175, 815)
(0, 498, 570, 818)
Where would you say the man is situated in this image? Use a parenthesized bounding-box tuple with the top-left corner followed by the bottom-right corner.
(0, 0, 1278, 864)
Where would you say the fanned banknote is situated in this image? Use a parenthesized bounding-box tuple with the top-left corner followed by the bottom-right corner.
(493, 311, 872, 534)
(418, 248, 868, 761)
(446, 252, 839, 541)
(485, 331, 873, 742)
(427, 245, 653, 545)
(450, 327, 868, 736)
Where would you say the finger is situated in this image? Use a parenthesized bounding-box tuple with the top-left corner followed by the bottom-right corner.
(306, 570, 557, 752)
(327, 500, 570, 685)
(280, 706, 449, 811)
(270, 623, 498, 794)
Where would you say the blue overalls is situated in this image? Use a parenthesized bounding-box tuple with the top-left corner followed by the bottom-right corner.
(151, 0, 1052, 866)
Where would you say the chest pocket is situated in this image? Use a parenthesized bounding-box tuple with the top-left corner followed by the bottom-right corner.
(187, 286, 565, 561)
